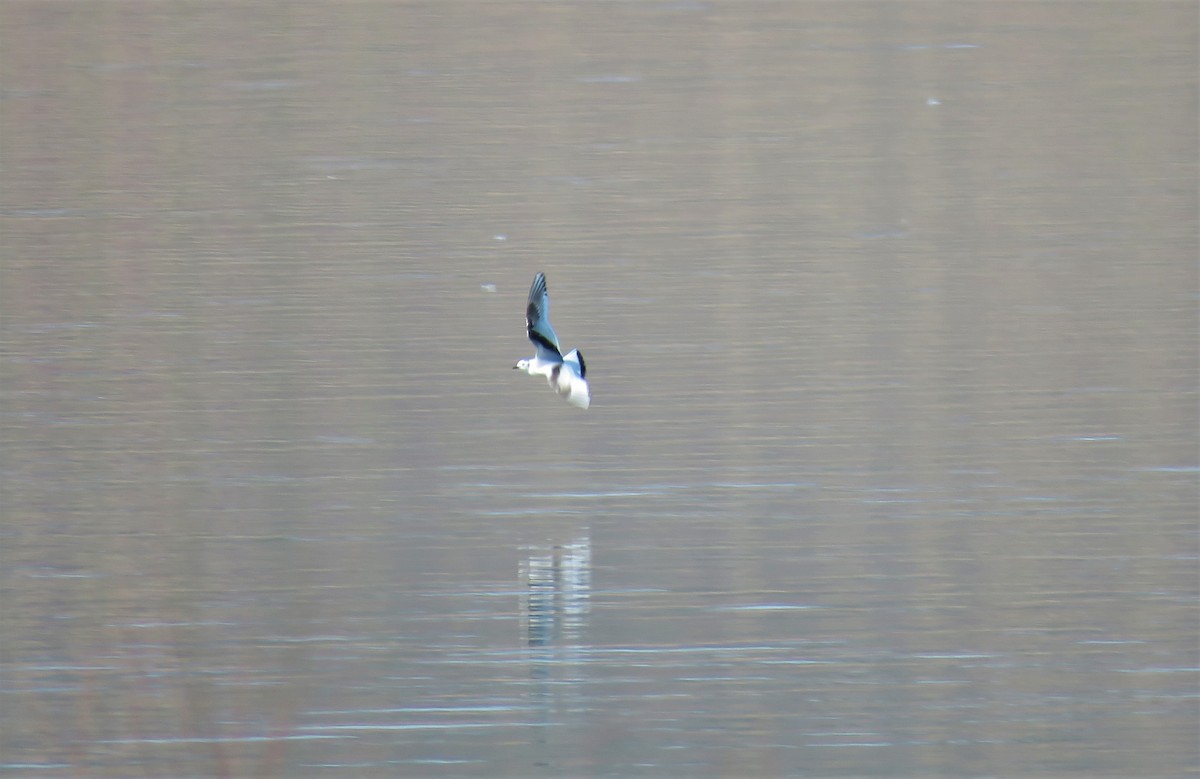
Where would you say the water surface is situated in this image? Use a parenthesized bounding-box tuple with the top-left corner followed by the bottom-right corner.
(1, 2, 1196, 776)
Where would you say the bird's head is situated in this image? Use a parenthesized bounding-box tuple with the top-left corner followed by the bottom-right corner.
(513, 359, 531, 373)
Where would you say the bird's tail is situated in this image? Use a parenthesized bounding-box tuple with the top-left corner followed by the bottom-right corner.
(565, 380, 590, 409)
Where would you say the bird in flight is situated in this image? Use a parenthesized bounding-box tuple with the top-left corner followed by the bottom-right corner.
(514, 272, 590, 409)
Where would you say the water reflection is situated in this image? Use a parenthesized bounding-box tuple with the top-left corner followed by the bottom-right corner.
(519, 531, 592, 770)
(520, 532, 592, 649)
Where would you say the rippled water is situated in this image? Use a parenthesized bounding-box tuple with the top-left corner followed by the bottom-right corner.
(2, 2, 1196, 777)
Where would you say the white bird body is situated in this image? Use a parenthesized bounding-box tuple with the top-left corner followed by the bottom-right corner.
(514, 273, 590, 409)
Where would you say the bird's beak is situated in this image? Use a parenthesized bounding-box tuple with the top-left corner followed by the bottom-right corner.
(512, 364, 519, 369)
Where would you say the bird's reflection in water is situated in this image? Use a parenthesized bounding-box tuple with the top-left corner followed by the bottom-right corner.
(520, 530, 592, 767)
(520, 532, 591, 649)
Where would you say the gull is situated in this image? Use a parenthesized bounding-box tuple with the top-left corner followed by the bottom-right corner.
(514, 272, 590, 409)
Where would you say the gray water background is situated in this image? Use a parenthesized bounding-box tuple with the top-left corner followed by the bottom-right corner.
(1, 2, 1197, 777)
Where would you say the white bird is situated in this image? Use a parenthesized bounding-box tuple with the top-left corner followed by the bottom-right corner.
(514, 272, 590, 409)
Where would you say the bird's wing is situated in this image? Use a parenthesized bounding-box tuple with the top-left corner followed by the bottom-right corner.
(563, 348, 586, 380)
(560, 355, 590, 409)
(526, 272, 562, 362)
